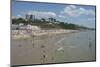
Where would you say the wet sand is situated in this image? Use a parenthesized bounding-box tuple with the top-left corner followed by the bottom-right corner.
(11, 31, 96, 66)
(11, 34, 63, 65)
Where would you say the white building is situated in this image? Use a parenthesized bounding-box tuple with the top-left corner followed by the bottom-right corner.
(12, 24, 41, 31)
(26, 24, 41, 31)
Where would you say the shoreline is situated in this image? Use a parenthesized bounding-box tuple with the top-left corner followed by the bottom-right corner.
(11, 30, 95, 65)
(12, 29, 79, 39)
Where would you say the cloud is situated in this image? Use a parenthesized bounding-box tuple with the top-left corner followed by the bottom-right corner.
(12, 15, 23, 19)
(17, 15, 22, 18)
(58, 15, 66, 18)
(88, 17, 95, 21)
(61, 5, 95, 17)
(12, 16, 16, 19)
(27, 11, 56, 19)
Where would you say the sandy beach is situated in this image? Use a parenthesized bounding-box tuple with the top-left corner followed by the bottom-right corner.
(12, 29, 79, 39)
(11, 29, 79, 65)
(11, 30, 95, 66)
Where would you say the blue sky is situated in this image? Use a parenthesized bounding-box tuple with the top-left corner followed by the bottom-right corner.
(12, 0, 96, 28)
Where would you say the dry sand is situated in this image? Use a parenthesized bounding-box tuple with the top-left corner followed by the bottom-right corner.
(12, 29, 79, 39)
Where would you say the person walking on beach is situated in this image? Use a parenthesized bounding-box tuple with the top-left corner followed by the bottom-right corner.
(89, 36, 92, 48)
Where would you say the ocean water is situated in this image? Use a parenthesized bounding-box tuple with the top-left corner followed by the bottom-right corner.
(11, 30, 96, 65)
(54, 30, 96, 63)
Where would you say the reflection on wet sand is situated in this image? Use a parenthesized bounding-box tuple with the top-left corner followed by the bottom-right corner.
(11, 31, 95, 66)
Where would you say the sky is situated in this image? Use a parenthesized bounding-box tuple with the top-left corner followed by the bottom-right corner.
(12, 0, 96, 28)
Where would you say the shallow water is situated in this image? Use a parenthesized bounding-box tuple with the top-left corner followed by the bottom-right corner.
(11, 30, 96, 65)
(54, 30, 96, 62)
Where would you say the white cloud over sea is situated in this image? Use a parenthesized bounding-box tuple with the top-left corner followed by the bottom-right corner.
(61, 5, 95, 17)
